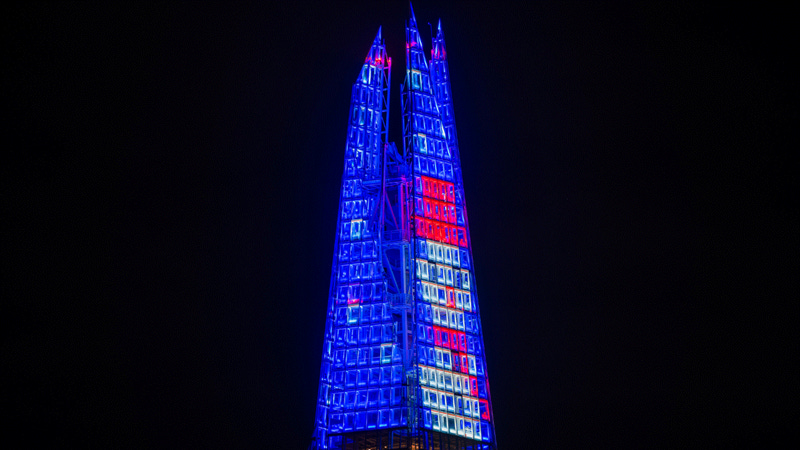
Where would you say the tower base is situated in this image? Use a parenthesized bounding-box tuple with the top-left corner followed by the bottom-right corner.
(318, 428, 495, 450)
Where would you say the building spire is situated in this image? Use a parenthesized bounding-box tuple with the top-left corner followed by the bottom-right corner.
(406, 2, 424, 50)
(432, 19, 446, 60)
(365, 26, 385, 64)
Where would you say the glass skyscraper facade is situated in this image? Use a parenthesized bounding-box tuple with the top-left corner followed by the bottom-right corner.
(311, 8, 496, 450)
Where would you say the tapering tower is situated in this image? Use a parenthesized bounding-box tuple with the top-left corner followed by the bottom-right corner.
(310, 8, 496, 450)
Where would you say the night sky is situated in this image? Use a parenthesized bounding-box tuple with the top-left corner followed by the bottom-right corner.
(5, 2, 796, 448)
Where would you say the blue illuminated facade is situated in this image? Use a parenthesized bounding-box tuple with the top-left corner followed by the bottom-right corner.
(311, 9, 496, 449)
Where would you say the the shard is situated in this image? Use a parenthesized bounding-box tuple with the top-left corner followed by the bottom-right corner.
(310, 7, 497, 449)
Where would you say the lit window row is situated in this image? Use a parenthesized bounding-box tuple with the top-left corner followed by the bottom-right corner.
(430, 54, 448, 74)
(417, 175, 455, 202)
(329, 407, 407, 433)
(408, 49, 426, 69)
(418, 326, 484, 358)
(411, 133, 446, 157)
(340, 199, 375, 221)
(333, 343, 401, 369)
(420, 388, 489, 424)
(416, 196, 457, 224)
(336, 282, 384, 305)
(344, 144, 381, 173)
(415, 260, 469, 284)
(337, 261, 381, 283)
(334, 303, 392, 326)
(419, 365, 477, 396)
(413, 154, 454, 181)
(409, 69, 430, 92)
(421, 303, 481, 335)
(418, 303, 466, 331)
(338, 240, 378, 262)
(359, 64, 383, 85)
(421, 388, 480, 419)
(331, 386, 404, 410)
(352, 83, 382, 109)
(412, 131, 449, 158)
(428, 324, 481, 358)
(344, 152, 380, 177)
(350, 105, 381, 129)
(416, 281, 472, 312)
(425, 326, 467, 352)
(417, 345, 477, 375)
(417, 302, 484, 334)
(419, 361, 489, 401)
(428, 347, 478, 375)
(410, 103, 445, 139)
(414, 217, 467, 247)
(428, 346, 472, 376)
(344, 132, 381, 160)
(416, 264, 471, 291)
(417, 239, 469, 268)
(340, 219, 374, 241)
(425, 410, 490, 441)
(334, 324, 394, 347)
(330, 364, 404, 390)
(341, 179, 364, 199)
(412, 91, 440, 116)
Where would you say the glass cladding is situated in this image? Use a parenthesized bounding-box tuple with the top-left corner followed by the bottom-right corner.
(311, 12, 495, 450)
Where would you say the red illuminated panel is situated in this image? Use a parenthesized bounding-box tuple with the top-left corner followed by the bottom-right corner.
(479, 399, 490, 420)
(441, 329, 450, 348)
(417, 219, 468, 247)
(469, 377, 478, 397)
(457, 227, 467, 247)
(446, 288, 455, 308)
(415, 217, 426, 237)
(421, 176, 454, 203)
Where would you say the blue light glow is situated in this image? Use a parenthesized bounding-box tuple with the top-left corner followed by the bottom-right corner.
(311, 10, 496, 449)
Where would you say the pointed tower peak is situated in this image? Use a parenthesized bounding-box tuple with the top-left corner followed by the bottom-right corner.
(432, 19, 446, 60)
(406, 2, 424, 51)
(364, 26, 388, 67)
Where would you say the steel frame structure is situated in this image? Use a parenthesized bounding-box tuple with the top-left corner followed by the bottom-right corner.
(311, 8, 496, 450)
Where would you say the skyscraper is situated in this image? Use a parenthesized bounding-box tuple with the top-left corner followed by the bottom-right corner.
(311, 8, 496, 449)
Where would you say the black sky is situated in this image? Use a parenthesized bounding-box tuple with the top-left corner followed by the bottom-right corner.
(4, 1, 797, 448)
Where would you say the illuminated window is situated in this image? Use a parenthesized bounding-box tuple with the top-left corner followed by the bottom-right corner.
(461, 270, 470, 290)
